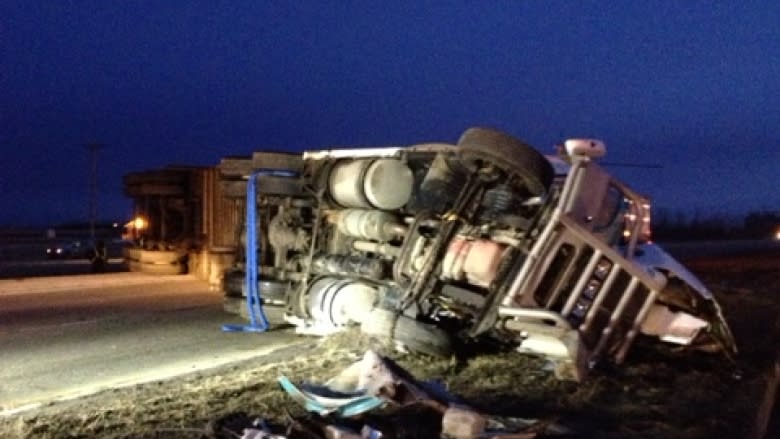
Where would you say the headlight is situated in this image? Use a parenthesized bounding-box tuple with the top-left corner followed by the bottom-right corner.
(583, 279, 601, 299)
(571, 297, 593, 319)
(594, 259, 612, 279)
(571, 269, 608, 323)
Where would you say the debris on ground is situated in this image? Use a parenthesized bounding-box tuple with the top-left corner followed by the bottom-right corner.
(215, 350, 563, 439)
(0, 254, 777, 439)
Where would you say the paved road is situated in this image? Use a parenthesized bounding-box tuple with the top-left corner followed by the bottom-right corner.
(0, 272, 301, 415)
(0, 258, 126, 278)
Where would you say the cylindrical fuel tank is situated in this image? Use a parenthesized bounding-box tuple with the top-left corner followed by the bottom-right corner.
(328, 159, 414, 210)
(306, 277, 378, 326)
(337, 209, 399, 242)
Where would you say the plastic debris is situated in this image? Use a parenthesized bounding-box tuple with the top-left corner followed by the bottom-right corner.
(278, 375, 386, 417)
(208, 350, 567, 439)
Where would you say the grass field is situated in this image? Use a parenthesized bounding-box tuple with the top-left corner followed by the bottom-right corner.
(0, 251, 777, 439)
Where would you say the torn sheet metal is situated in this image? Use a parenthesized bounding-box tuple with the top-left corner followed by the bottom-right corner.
(640, 304, 709, 345)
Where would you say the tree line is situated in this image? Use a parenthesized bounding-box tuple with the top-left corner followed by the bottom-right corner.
(652, 209, 780, 241)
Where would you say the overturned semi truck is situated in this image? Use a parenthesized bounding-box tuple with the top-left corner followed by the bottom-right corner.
(219, 127, 736, 381)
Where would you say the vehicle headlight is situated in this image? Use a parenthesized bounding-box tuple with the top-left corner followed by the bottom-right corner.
(583, 279, 601, 299)
(572, 297, 593, 319)
(594, 259, 612, 279)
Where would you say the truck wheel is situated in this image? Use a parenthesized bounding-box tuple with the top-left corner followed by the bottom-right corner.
(457, 127, 554, 196)
(223, 297, 287, 326)
(222, 271, 288, 304)
(393, 315, 453, 358)
(360, 308, 453, 358)
(222, 270, 245, 298)
(255, 280, 288, 304)
(360, 307, 397, 336)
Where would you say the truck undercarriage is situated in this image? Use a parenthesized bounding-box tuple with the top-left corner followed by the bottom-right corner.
(221, 127, 735, 380)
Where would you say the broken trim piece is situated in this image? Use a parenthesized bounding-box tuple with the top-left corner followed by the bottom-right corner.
(277, 376, 386, 417)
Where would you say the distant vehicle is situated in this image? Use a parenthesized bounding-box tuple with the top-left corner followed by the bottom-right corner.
(46, 241, 86, 259)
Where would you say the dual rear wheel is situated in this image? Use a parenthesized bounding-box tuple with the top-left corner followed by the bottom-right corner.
(360, 308, 453, 358)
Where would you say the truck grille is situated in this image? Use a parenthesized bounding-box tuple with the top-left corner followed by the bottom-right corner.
(531, 216, 662, 364)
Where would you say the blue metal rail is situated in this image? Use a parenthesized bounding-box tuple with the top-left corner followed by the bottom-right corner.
(222, 169, 299, 333)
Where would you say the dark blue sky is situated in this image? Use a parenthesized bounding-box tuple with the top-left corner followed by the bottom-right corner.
(2, 1, 778, 226)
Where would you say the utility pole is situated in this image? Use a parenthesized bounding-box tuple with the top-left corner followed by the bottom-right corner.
(85, 143, 104, 239)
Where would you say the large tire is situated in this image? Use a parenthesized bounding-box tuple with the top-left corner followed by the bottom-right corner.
(222, 270, 288, 304)
(222, 269, 245, 298)
(256, 279, 289, 303)
(360, 307, 397, 336)
(223, 297, 288, 326)
(393, 315, 453, 358)
(360, 308, 453, 358)
(457, 127, 554, 196)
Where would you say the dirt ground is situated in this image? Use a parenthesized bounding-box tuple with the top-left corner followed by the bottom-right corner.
(0, 251, 778, 439)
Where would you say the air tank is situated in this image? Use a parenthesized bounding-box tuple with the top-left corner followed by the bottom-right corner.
(328, 159, 414, 210)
